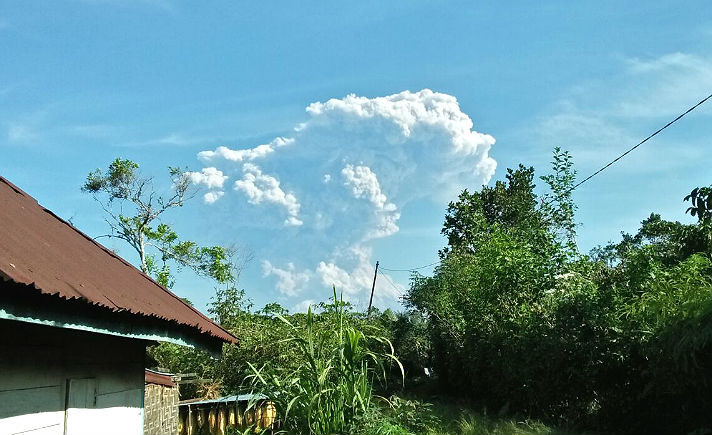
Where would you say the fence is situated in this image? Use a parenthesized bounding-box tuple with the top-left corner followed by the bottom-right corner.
(178, 394, 277, 435)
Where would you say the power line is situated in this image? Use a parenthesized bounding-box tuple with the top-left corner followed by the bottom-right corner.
(378, 270, 403, 294)
(379, 260, 440, 272)
(569, 92, 712, 192)
(379, 92, 712, 273)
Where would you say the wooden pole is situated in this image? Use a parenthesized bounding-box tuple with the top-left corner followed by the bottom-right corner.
(367, 261, 379, 318)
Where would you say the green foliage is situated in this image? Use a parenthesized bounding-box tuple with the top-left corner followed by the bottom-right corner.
(406, 149, 712, 433)
(456, 414, 557, 435)
(82, 157, 234, 286)
(149, 285, 295, 397)
(539, 147, 578, 255)
(408, 150, 579, 415)
(685, 185, 712, 223)
(351, 395, 562, 435)
(257, 302, 289, 317)
(350, 396, 437, 435)
(440, 163, 547, 258)
(591, 213, 711, 268)
(209, 284, 253, 329)
(381, 396, 441, 434)
(244, 289, 403, 435)
(82, 158, 140, 198)
(378, 310, 431, 380)
(589, 248, 712, 433)
(149, 148, 712, 433)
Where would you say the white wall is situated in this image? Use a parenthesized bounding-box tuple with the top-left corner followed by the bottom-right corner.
(0, 319, 146, 435)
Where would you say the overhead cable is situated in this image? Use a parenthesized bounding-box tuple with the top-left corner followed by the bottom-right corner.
(379, 92, 712, 273)
(570, 92, 712, 192)
(379, 260, 440, 272)
(378, 270, 403, 294)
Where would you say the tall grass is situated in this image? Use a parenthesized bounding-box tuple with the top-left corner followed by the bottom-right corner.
(350, 394, 567, 435)
(245, 288, 403, 434)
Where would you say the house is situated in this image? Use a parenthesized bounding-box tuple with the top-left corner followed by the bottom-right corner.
(0, 176, 237, 435)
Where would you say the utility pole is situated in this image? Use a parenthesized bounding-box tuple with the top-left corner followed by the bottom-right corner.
(367, 261, 379, 318)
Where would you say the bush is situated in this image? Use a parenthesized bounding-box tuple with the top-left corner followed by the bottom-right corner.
(244, 289, 403, 435)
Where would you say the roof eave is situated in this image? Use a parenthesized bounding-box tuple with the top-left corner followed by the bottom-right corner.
(0, 279, 234, 356)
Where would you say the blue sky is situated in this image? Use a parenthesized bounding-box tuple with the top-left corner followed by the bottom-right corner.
(2, 1, 711, 313)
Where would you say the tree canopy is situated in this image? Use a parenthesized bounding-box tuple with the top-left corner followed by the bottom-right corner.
(82, 158, 234, 288)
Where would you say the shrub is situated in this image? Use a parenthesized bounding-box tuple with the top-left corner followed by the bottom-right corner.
(245, 288, 403, 435)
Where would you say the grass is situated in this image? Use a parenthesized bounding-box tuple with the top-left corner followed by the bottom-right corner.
(244, 289, 403, 435)
(352, 393, 582, 435)
(241, 288, 580, 435)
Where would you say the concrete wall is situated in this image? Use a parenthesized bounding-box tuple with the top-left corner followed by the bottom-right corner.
(0, 319, 146, 435)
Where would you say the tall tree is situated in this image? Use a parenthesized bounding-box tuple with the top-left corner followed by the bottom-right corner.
(408, 148, 583, 412)
(539, 147, 578, 254)
(439, 163, 542, 257)
(82, 158, 233, 287)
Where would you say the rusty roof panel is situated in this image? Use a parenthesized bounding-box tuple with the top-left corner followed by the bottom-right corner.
(0, 176, 236, 345)
(145, 369, 176, 388)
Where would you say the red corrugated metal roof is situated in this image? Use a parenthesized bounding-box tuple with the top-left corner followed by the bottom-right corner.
(145, 369, 176, 387)
(0, 176, 237, 345)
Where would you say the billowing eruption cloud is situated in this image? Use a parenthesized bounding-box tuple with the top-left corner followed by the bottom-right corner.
(186, 167, 228, 203)
(195, 89, 496, 309)
(234, 163, 303, 227)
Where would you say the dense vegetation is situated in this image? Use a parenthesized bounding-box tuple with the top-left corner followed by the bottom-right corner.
(405, 149, 712, 434)
(145, 149, 712, 434)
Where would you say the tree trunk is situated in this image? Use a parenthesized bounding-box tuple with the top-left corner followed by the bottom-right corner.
(139, 232, 148, 273)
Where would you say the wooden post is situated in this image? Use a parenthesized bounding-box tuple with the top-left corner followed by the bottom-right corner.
(367, 261, 379, 318)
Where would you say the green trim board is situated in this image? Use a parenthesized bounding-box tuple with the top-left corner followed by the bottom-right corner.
(0, 280, 225, 356)
(0, 309, 194, 348)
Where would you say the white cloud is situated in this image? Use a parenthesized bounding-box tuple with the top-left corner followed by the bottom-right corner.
(616, 53, 712, 118)
(284, 216, 303, 226)
(262, 261, 311, 296)
(197, 89, 496, 307)
(369, 209, 401, 240)
(297, 89, 497, 203)
(203, 191, 224, 204)
(234, 163, 302, 226)
(186, 167, 228, 205)
(341, 164, 388, 208)
(198, 137, 293, 163)
(536, 51, 712, 171)
(316, 245, 403, 305)
(292, 299, 316, 313)
(305, 89, 496, 158)
(186, 167, 228, 189)
(341, 164, 400, 239)
(316, 261, 355, 294)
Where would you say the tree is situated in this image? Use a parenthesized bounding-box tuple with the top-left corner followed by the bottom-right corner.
(439, 163, 541, 257)
(438, 148, 577, 261)
(407, 151, 712, 432)
(539, 147, 578, 254)
(685, 185, 712, 223)
(82, 158, 233, 287)
(407, 148, 587, 418)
